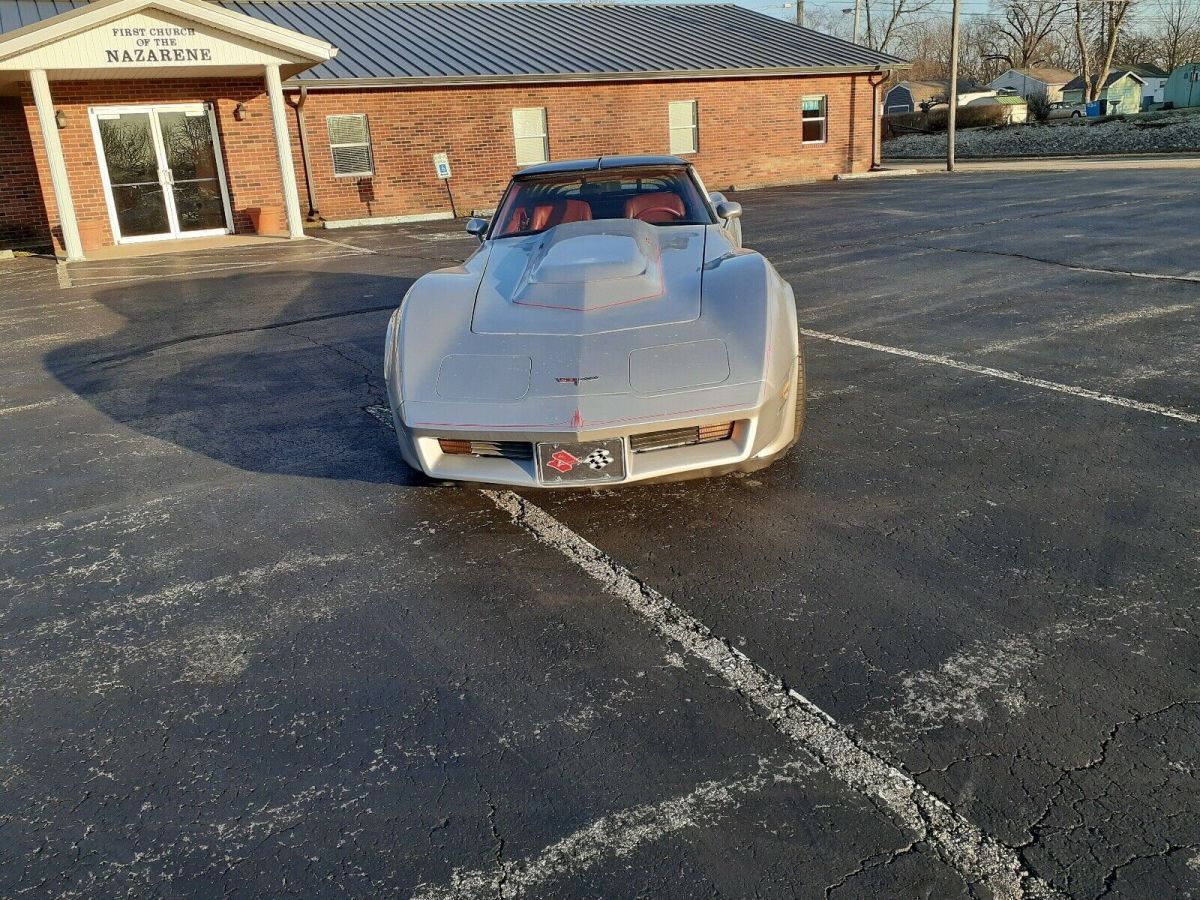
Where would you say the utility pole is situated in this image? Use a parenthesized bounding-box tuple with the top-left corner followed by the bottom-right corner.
(1100, 0, 1107, 86)
(795, 0, 805, 27)
(852, 0, 861, 44)
(946, 0, 962, 171)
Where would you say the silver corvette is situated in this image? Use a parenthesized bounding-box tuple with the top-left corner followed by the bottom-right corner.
(383, 155, 804, 488)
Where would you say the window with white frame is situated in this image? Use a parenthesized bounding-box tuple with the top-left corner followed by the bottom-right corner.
(668, 100, 698, 154)
(801, 95, 827, 144)
(327, 114, 373, 177)
(512, 107, 549, 165)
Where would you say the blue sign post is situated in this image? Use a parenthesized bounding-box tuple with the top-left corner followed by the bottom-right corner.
(433, 153, 457, 217)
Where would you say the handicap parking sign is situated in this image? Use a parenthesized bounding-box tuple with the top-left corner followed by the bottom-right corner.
(433, 152, 452, 179)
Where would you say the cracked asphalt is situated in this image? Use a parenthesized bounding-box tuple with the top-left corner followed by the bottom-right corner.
(1, 168, 1197, 899)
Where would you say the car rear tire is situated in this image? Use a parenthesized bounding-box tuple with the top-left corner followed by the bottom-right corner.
(1071, 111, 1082, 118)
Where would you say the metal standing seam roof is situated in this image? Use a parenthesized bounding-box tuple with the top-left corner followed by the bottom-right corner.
(0, 0, 904, 82)
(1064, 69, 1146, 91)
(0, 0, 92, 33)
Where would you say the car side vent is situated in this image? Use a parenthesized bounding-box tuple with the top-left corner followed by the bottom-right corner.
(439, 439, 533, 460)
(630, 422, 734, 453)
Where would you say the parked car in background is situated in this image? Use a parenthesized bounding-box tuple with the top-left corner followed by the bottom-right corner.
(1047, 101, 1088, 119)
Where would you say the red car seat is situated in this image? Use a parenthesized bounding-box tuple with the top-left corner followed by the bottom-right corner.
(501, 198, 592, 234)
(530, 198, 592, 231)
(624, 192, 686, 224)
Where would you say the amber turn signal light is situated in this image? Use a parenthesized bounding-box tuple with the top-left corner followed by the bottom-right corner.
(697, 422, 734, 443)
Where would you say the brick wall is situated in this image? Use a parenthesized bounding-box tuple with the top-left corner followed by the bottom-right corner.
(17, 77, 285, 250)
(0, 71, 880, 250)
(0, 98, 50, 246)
(292, 74, 881, 223)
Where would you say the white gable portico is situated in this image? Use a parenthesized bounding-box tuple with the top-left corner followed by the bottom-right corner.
(0, 0, 335, 259)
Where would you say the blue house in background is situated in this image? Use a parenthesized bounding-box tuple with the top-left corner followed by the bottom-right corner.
(1062, 70, 1145, 114)
(1165, 63, 1200, 108)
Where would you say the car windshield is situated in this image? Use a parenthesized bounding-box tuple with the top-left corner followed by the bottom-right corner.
(492, 167, 714, 238)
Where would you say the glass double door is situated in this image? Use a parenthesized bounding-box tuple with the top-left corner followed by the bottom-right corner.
(93, 104, 232, 243)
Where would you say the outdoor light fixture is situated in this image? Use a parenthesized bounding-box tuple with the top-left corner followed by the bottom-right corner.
(54, 110, 67, 129)
(233, 102, 247, 121)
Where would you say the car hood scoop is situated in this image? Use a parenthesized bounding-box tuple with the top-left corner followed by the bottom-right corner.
(472, 219, 704, 336)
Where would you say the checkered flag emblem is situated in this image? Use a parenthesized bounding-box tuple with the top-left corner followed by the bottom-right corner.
(584, 449, 614, 470)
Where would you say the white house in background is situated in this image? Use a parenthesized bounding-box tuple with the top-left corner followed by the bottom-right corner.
(967, 94, 1028, 123)
(883, 80, 995, 114)
(988, 67, 1077, 102)
(1124, 63, 1170, 107)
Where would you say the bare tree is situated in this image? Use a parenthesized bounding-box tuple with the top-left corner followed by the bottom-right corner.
(982, 0, 1071, 68)
(862, 0, 943, 52)
(902, 17, 1010, 83)
(802, 3, 855, 42)
(1154, 0, 1200, 69)
(1114, 29, 1162, 65)
(1073, 0, 1136, 101)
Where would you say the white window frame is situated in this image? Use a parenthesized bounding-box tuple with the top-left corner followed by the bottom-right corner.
(801, 95, 828, 145)
(512, 107, 549, 165)
(668, 100, 699, 155)
(326, 113, 373, 178)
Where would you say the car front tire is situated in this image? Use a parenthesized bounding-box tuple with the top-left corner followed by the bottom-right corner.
(793, 350, 806, 443)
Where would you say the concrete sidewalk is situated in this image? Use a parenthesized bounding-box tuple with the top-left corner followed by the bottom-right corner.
(885, 153, 1200, 173)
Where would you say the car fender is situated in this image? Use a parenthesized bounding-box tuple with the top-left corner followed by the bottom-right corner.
(394, 256, 488, 405)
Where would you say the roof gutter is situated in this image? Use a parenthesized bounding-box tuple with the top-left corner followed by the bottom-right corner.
(282, 64, 904, 90)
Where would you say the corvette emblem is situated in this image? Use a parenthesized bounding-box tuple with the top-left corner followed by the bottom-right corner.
(546, 450, 579, 473)
(584, 449, 614, 470)
(556, 376, 599, 385)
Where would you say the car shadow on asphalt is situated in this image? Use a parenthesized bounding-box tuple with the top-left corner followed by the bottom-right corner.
(43, 265, 429, 487)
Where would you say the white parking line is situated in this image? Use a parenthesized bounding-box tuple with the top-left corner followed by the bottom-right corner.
(364, 408, 1059, 897)
(308, 235, 379, 254)
(974, 302, 1195, 355)
(64, 250, 368, 290)
(481, 490, 1062, 899)
(413, 756, 814, 900)
(0, 396, 72, 417)
(801, 328, 1200, 425)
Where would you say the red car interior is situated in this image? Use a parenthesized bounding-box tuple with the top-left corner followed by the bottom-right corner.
(500, 190, 692, 234)
(624, 192, 686, 223)
(531, 198, 593, 230)
(503, 198, 594, 234)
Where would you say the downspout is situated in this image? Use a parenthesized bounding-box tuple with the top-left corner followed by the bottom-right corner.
(868, 71, 888, 170)
(285, 85, 321, 222)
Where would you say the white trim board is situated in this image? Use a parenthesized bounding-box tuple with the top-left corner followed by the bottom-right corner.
(323, 212, 454, 229)
(0, 0, 335, 71)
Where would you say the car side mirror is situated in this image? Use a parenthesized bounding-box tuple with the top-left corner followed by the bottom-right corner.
(714, 200, 742, 221)
(465, 217, 489, 242)
(714, 200, 743, 248)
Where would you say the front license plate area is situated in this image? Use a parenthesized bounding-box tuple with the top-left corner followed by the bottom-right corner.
(536, 438, 626, 485)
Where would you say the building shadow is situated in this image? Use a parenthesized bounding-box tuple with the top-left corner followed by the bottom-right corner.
(44, 262, 425, 486)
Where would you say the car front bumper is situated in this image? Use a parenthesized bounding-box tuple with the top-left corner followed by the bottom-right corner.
(390, 374, 798, 489)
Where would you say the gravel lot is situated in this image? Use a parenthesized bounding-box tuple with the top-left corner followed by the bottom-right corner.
(887, 110, 1200, 158)
(1, 169, 1198, 898)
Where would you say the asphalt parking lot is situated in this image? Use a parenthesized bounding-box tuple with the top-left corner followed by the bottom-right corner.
(2, 168, 1197, 899)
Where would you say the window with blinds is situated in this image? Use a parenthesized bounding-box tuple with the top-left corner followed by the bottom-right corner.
(668, 100, 698, 154)
(327, 114, 373, 177)
(512, 107, 548, 165)
(801, 96, 827, 144)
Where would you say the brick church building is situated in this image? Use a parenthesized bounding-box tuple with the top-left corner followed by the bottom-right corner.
(0, 0, 900, 259)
